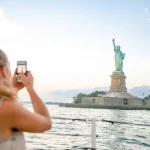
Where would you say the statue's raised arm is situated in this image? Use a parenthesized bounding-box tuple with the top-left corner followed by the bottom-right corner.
(112, 38, 116, 53)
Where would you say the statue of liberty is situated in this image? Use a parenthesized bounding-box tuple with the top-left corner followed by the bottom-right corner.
(112, 38, 125, 72)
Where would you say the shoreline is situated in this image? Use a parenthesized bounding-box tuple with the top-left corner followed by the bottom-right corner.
(59, 103, 150, 110)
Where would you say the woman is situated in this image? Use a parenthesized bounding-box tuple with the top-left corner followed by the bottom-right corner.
(0, 49, 52, 150)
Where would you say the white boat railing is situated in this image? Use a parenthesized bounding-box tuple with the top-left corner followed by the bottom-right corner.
(91, 118, 96, 149)
(51, 117, 150, 150)
(52, 117, 97, 150)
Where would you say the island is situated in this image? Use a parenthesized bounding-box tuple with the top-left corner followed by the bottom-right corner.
(59, 39, 150, 110)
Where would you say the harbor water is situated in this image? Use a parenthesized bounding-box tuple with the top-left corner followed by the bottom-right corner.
(24, 104, 150, 150)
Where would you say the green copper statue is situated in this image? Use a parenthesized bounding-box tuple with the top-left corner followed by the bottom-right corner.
(112, 38, 125, 72)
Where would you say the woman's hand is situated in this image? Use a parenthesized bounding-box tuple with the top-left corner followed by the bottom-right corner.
(12, 69, 25, 92)
(20, 71, 34, 90)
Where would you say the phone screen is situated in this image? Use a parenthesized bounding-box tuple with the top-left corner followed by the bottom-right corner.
(17, 65, 26, 73)
(17, 61, 27, 74)
(17, 61, 27, 82)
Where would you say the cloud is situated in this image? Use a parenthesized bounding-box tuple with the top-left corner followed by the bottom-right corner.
(146, 18, 150, 22)
(0, 7, 3, 16)
(0, 8, 23, 34)
(0, 8, 25, 50)
(145, 8, 150, 22)
(0, 8, 29, 77)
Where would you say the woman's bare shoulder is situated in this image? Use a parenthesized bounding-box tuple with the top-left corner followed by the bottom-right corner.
(0, 100, 19, 118)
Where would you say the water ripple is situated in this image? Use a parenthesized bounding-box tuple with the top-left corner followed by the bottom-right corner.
(24, 104, 150, 150)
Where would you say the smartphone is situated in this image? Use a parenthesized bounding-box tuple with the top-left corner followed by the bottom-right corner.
(16, 61, 27, 82)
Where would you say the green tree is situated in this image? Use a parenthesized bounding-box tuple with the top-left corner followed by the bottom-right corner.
(73, 93, 87, 103)
(73, 91, 106, 103)
(144, 94, 150, 100)
(88, 91, 105, 97)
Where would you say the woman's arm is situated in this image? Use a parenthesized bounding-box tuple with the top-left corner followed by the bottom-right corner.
(3, 70, 52, 133)
(27, 87, 50, 118)
(3, 100, 52, 133)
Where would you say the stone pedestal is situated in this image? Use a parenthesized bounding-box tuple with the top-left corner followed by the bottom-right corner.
(109, 71, 127, 92)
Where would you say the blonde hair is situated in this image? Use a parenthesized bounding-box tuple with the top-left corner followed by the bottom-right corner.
(0, 49, 17, 100)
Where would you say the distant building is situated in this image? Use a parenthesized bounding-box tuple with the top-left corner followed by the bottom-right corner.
(97, 93, 105, 97)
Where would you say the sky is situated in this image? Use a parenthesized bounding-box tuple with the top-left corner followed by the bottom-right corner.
(0, 0, 150, 92)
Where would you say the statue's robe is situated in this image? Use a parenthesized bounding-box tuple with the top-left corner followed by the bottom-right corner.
(114, 50, 124, 72)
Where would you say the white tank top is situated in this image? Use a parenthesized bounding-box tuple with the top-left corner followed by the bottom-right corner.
(0, 99, 26, 150)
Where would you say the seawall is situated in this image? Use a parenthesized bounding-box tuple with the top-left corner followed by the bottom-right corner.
(59, 103, 150, 110)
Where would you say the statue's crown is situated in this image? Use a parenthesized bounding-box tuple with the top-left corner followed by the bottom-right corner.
(116, 45, 120, 49)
